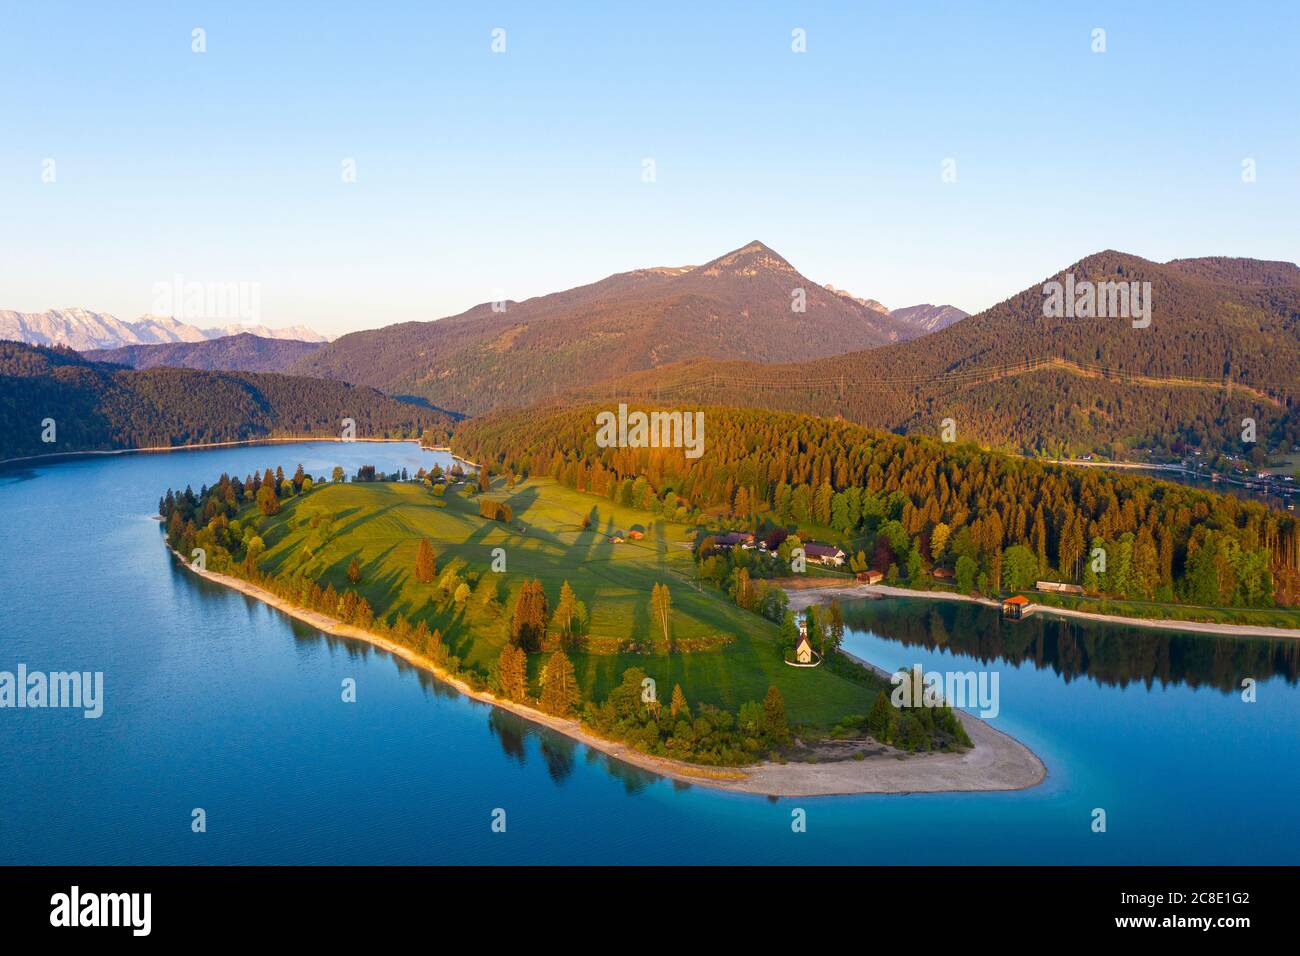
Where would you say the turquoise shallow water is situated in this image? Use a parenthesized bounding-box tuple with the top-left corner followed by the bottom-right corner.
(1, 442, 1296, 864)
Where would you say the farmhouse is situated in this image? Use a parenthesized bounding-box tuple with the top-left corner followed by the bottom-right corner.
(803, 543, 846, 567)
(1035, 580, 1083, 595)
(714, 531, 755, 550)
(856, 569, 883, 584)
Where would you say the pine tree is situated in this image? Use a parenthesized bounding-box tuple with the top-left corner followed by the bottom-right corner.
(778, 610, 799, 653)
(353, 596, 373, 626)
(256, 481, 279, 516)
(651, 582, 672, 652)
(670, 683, 688, 719)
(415, 538, 436, 584)
(539, 650, 580, 716)
(553, 580, 577, 643)
(827, 598, 845, 654)
(511, 579, 549, 651)
(347, 556, 361, 584)
(733, 567, 752, 609)
(867, 690, 895, 743)
(763, 686, 789, 744)
(733, 485, 750, 518)
(497, 644, 528, 701)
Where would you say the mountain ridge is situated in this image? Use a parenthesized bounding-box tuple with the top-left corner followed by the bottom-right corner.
(561, 249, 1300, 457)
(1, 308, 330, 351)
(291, 240, 932, 416)
(86, 333, 326, 373)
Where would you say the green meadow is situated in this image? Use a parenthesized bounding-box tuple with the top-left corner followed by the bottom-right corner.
(252, 476, 879, 725)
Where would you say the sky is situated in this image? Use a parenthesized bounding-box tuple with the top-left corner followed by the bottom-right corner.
(2, 1, 1298, 338)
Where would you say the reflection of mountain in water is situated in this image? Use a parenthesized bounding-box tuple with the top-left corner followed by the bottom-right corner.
(845, 599, 1300, 693)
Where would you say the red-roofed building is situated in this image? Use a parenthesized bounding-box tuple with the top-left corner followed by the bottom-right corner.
(1002, 595, 1030, 620)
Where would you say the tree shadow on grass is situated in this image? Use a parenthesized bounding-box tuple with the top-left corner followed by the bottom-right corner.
(333, 502, 402, 540)
(358, 546, 406, 614)
(503, 484, 540, 519)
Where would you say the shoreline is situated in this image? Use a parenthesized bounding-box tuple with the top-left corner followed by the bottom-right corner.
(785, 582, 1300, 640)
(419, 445, 480, 470)
(168, 547, 1046, 797)
(0, 435, 431, 469)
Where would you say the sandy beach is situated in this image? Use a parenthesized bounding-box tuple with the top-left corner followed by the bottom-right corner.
(169, 548, 1046, 797)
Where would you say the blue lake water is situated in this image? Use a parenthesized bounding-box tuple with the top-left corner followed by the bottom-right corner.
(1, 441, 1297, 864)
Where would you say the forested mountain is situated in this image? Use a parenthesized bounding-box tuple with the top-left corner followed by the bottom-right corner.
(0, 342, 452, 460)
(585, 251, 1300, 458)
(86, 333, 325, 373)
(455, 404, 1300, 608)
(291, 241, 921, 415)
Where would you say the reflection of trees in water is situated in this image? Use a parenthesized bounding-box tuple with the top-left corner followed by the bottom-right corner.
(539, 735, 575, 783)
(282, 617, 672, 790)
(844, 600, 1300, 693)
(486, 708, 659, 790)
(486, 708, 574, 781)
(288, 622, 462, 698)
(583, 748, 660, 795)
(488, 707, 528, 765)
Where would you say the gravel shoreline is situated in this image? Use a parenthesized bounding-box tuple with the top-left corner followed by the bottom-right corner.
(169, 549, 1047, 797)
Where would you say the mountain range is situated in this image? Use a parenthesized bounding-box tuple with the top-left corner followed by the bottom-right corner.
(290, 241, 965, 415)
(586, 251, 1300, 456)
(86, 334, 326, 373)
(7, 242, 1297, 461)
(0, 308, 330, 351)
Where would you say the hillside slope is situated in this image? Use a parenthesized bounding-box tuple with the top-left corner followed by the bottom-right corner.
(584, 251, 1300, 457)
(455, 402, 1299, 607)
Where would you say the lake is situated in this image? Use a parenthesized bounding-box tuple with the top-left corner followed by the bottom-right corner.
(1, 441, 1297, 864)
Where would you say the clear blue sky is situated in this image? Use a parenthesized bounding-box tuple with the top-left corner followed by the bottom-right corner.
(2, 1, 1297, 336)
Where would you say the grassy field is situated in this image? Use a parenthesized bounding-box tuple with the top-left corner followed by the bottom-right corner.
(250, 476, 881, 725)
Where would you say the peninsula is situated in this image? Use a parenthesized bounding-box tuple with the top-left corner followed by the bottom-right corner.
(159, 464, 1045, 796)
